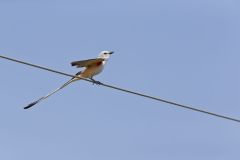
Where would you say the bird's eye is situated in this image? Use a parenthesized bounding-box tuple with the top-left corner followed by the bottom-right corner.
(104, 53, 107, 55)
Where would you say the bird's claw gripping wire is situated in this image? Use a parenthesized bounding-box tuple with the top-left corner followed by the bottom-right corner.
(90, 78, 102, 85)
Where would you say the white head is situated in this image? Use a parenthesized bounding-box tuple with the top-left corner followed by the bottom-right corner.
(98, 51, 114, 59)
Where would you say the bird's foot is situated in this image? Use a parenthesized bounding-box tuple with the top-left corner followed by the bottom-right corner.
(90, 78, 102, 85)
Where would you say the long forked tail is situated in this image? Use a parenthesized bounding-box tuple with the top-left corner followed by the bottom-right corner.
(24, 76, 80, 109)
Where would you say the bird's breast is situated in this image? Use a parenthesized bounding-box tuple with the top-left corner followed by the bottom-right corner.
(80, 62, 105, 78)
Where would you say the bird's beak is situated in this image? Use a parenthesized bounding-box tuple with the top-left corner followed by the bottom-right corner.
(109, 51, 114, 55)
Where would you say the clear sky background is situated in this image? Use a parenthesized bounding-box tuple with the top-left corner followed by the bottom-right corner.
(0, 0, 240, 160)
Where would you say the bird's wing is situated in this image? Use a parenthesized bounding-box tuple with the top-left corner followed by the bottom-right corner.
(71, 58, 104, 68)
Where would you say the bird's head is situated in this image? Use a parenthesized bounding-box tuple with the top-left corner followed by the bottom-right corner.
(98, 51, 114, 59)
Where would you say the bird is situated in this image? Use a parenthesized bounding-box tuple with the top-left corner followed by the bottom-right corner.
(24, 50, 114, 109)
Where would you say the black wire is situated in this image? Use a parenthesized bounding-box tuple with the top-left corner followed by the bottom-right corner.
(1, 54, 240, 123)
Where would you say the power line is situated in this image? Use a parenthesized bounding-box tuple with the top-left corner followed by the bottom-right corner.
(0, 54, 240, 123)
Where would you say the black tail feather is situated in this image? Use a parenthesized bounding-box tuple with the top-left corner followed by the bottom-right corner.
(24, 101, 39, 109)
(23, 77, 79, 110)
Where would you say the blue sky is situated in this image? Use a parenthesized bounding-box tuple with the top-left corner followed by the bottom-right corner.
(0, 0, 240, 160)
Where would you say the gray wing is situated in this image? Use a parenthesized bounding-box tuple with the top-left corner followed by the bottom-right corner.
(71, 58, 104, 68)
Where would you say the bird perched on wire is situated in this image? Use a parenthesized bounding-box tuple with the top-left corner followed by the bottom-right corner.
(24, 50, 114, 109)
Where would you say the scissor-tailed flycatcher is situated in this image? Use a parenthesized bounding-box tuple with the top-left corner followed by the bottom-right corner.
(24, 51, 114, 109)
